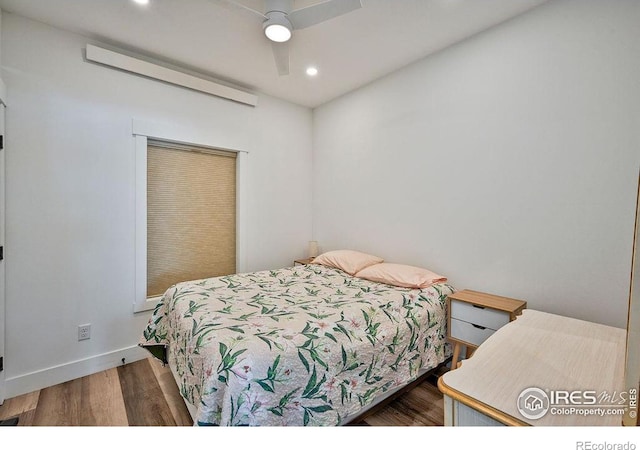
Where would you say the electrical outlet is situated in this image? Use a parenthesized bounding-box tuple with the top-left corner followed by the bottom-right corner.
(78, 324, 91, 341)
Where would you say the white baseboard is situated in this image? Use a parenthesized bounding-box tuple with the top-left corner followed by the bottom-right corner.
(5, 345, 150, 399)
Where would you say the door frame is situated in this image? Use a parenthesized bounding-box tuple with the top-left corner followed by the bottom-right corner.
(624, 170, 640, 426)
(0, 78, 7, 404)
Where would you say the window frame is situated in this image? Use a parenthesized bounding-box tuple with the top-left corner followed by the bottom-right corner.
(133, 120, 248, 313)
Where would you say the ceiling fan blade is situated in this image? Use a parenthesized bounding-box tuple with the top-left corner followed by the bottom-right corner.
(215, 0, 266, 20)
(288, 0, 362, 30)
(271, 41, 290, 76)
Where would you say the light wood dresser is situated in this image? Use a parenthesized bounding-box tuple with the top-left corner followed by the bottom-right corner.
(438, 309, 628, 426)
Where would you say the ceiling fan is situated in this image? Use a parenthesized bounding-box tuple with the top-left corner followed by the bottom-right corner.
(220, 0, 363, 76)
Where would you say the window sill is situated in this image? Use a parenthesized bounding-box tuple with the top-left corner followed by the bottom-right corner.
(134, 296, 161, 313)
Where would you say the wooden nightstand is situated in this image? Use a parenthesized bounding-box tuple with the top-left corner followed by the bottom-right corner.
(447, 289, 526, 369)
(294, 257, 315, 266)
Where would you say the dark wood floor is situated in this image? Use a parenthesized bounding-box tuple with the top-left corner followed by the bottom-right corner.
(0, 358, 445, 426)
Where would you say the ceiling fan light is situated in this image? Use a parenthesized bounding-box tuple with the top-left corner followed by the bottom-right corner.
(263, 12, 292, 42)
(265, 24, 291, 42)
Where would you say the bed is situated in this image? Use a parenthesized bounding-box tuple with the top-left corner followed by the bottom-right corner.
(139, 260, 454, 426)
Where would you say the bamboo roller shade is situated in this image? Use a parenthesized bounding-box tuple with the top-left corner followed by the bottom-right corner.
(147, 144, 236, 298)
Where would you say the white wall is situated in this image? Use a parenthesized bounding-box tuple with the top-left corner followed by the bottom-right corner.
(313, 0, 640, 328)
(2, 13, 312, 397)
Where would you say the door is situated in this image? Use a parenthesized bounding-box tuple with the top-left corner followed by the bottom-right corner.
(0, 92, 6, 404)
(624, 171, 639, 426)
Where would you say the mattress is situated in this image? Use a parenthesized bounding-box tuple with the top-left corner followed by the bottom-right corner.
(140, 264, 453, 426)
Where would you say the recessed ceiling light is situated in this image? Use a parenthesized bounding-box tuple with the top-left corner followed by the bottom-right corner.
(133, 0, 149, 5)
(306, 67, 318, 76)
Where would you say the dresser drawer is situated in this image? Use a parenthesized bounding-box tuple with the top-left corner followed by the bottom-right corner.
(450, 299, 510, 330)
(450, 318, 497, 347)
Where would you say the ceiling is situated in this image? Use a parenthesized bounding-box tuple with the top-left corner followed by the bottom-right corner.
(0, 0, 550, 108)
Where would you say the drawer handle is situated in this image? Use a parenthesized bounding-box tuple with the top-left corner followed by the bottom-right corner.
(472, 304, 486, 310)
(471, 324, 487, 330)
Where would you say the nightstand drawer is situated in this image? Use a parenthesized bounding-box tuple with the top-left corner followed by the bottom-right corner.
(450, 318, 497, 347)
(450, 300, 510, 330)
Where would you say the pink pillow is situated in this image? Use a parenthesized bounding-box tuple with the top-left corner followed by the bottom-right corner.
(312, 250, 383, 275)
(355, 263, 447, 289)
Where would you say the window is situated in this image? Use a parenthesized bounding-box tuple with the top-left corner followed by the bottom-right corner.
(134, 126, 245, 313)
(146, 141, 236, 298)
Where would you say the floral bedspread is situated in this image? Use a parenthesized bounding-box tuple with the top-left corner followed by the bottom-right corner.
(139, 264, 454, 426)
